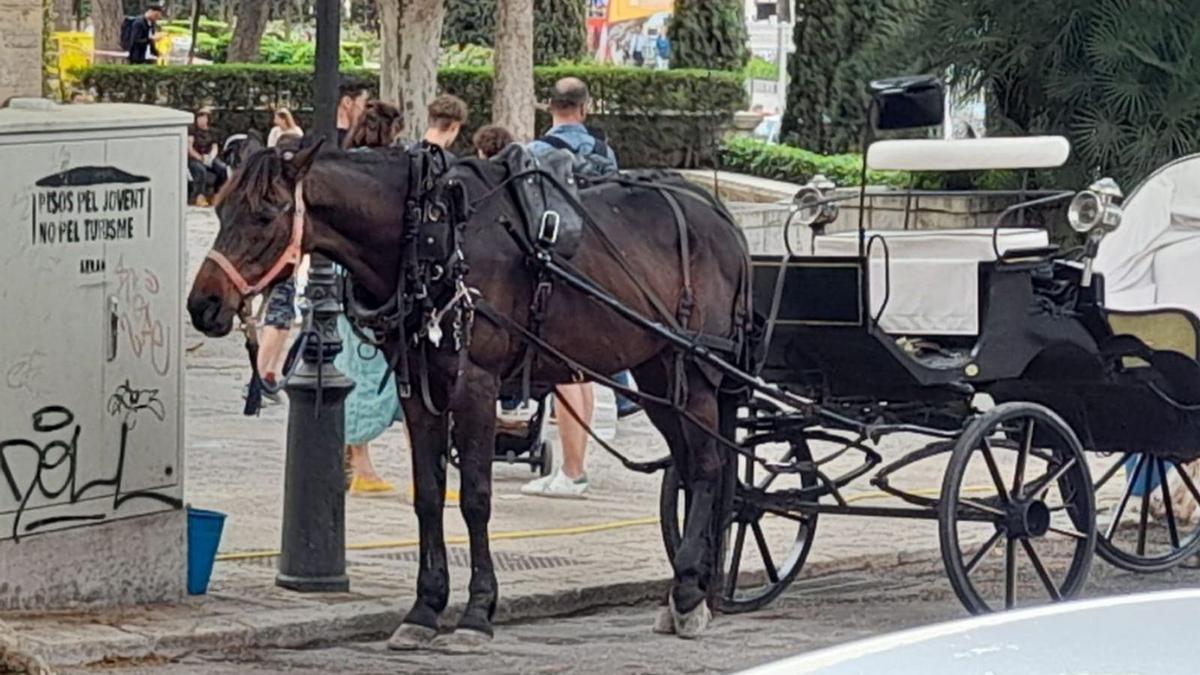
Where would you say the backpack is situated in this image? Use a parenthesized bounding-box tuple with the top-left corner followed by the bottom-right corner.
(538, 130, 614, 179)
(119, 16, 138, 51)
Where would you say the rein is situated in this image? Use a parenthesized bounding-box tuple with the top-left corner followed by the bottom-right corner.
(206, 183, 307, 297)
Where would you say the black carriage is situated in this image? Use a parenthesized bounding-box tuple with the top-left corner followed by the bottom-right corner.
(660, 78, 1200, 615)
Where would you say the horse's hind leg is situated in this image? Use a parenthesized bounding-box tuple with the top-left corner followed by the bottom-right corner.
(637, 358, 726, 639)
(434, 365, 501, 650)
(388, 402, 450, 651)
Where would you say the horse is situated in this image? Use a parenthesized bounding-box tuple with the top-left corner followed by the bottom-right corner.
(187, 141, 753, 647)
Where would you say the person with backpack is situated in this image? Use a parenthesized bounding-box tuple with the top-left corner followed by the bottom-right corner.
(520, 78, 639, 500)
(122, 3, 164, 65)
(654, 27, 671, 70)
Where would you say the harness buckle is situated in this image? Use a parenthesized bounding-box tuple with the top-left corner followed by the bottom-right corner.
(538, 211, 561, 247)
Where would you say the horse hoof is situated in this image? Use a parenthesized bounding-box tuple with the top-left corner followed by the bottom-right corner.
(387, 623, 438, 651)
(652, 605, 675, 635)
(431, 628, 493, 654)
(670, 596, 712, 640)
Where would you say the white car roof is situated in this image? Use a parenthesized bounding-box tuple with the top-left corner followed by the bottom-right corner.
(867, 136, 1071, 171)
(741, 590, 1200, 675)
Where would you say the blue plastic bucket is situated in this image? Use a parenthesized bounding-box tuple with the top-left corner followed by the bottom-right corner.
(1124, 454, 1165, 498)
(187, 507, 227, 595)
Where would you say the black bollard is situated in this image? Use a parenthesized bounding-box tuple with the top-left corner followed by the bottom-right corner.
(275, 0, 349, 594)
(276, 258, 354, 593)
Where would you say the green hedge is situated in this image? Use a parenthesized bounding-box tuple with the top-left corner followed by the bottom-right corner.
(721, 137, 909, 187)
(77, 64, 746, 168)
(721, 137, 1027, 190)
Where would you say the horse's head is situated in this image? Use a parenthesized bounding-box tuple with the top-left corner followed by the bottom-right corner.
(187, 142, 321, 337)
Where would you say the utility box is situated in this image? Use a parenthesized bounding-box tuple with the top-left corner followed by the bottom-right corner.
(0, 100, 190, 610)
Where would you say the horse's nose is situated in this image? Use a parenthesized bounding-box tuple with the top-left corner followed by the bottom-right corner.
(187, 294, 223, 332)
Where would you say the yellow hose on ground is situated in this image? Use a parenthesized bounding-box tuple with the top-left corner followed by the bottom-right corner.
(215, 485, 995, 563)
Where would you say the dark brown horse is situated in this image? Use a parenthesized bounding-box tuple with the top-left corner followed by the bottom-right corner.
(187, 143, 751, 647)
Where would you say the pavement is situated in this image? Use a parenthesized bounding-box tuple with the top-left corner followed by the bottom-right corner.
(2, 205, 1179, 670)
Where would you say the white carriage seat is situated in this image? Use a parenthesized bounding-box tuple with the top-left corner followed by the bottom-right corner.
(813, 228, 1050, 336)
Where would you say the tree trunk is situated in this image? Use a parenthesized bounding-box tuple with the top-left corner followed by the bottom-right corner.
(493, 0, 535, 141)
(92, 0, 123, 63)
(187, 0, 203, 63)
(228, 0, 271, 62)
(381, 0, 444, 136)
(377, 0, 400, 102)
(54, 0, 75, 30)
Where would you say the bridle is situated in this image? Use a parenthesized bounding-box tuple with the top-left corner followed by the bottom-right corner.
(205, 182, 307, 297)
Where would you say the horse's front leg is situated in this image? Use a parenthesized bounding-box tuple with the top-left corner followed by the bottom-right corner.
(437, 364, 501, 648)
(387, 399, 450, 651)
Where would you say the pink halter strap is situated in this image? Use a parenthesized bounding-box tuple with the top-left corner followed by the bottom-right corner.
(205, 183, 307, 297)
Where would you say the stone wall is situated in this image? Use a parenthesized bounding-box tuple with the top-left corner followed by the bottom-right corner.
(0, 0, 43, 103)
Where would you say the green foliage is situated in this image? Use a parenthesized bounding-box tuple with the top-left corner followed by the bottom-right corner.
(721, 137, 908, 187)
(669, 0, 749, 71)
(161, 18, 230, 37)
(721, 137, 1025, 190)
(781, 0, 900, 155)
(744, 56, 778, 81)
(76, 64, 745, 168)
(881, 0, 1200, 187)
(190, 31, 364, 67)
(440, 44, 494, 69)
(442, 0, 588, 65)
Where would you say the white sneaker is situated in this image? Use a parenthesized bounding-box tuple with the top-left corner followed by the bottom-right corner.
(520, 469, 589, 499)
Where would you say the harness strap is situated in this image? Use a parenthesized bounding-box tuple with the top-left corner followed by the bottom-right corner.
(206, 183, 306, 297)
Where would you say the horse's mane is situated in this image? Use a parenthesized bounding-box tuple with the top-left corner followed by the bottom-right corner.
(213, 149, 285, 209)
(214, 145, 416, 208)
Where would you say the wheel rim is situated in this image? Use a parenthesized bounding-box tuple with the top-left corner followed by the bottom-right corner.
(1095, 454, 1200, 572)
(940, 403, 1096, 614)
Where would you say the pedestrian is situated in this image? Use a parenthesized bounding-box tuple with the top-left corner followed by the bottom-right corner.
(519, 77, 639, 500)
(630, 31, 647, 67)
(473, 124, 514, 159)
(267, 108, 304, 148)
(338, 99, 409, 496)
(336, 83, 370, 148)
(187, 109, 229, 206)
(124, 3, 164, 65)
(654, 27, 671, 70)
(422, 94, 469, 151)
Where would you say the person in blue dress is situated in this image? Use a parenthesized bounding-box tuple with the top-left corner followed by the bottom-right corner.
(337, 100, 408, 496)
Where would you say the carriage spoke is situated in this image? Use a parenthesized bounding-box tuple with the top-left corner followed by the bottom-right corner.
(1093, 454, 1129, 493)
(1004, 538, 1017, 609)
(1012, 419, 1035, 498)
(1020, 538, 1061, 601)
(1172, 460, 1200, 508)
(1105, 454, 1146, 542)
(1137, 460, 1153, 556)
(762, 507, 810, 524)
(756, 447, 795, 491)
(980, 441, 1009, 503)
(1159, 458, 1181, 550)
(959, 498, 1006, 518)
(751, 520, 779, 583)
(726, 522, 748, 596)
(1030, 457, 1079, 502)
(1047, 525, 1088, 541)
(964, 529, 1004, 576)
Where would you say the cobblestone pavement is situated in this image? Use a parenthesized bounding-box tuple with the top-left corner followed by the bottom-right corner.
(64, 562, 1200, 675)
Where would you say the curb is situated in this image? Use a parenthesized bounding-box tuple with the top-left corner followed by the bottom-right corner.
(29, 545, 946, 668)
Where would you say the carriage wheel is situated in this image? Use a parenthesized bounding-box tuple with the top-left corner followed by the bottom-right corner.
(536, 441, 555, 477)
(939, 402, 1096, 614)
(1094, 453, 1200, 572)
(660, 403, 820, 613)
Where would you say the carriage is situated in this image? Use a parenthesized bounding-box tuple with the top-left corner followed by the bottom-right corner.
(658, 78, 1200, 616)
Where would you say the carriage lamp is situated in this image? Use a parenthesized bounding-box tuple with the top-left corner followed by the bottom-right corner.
(793, 174, 840, 230)
(1068, 177, 1124, 234)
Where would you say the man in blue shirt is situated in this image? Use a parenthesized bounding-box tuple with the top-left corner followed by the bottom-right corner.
(521, 78, 636, 500)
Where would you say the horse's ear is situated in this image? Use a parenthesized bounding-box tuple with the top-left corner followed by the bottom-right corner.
(283, 138, 324, 182)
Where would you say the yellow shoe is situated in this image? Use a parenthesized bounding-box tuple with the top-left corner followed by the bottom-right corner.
(194, 195, 210, 207)
(349, 476, 397, 497)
